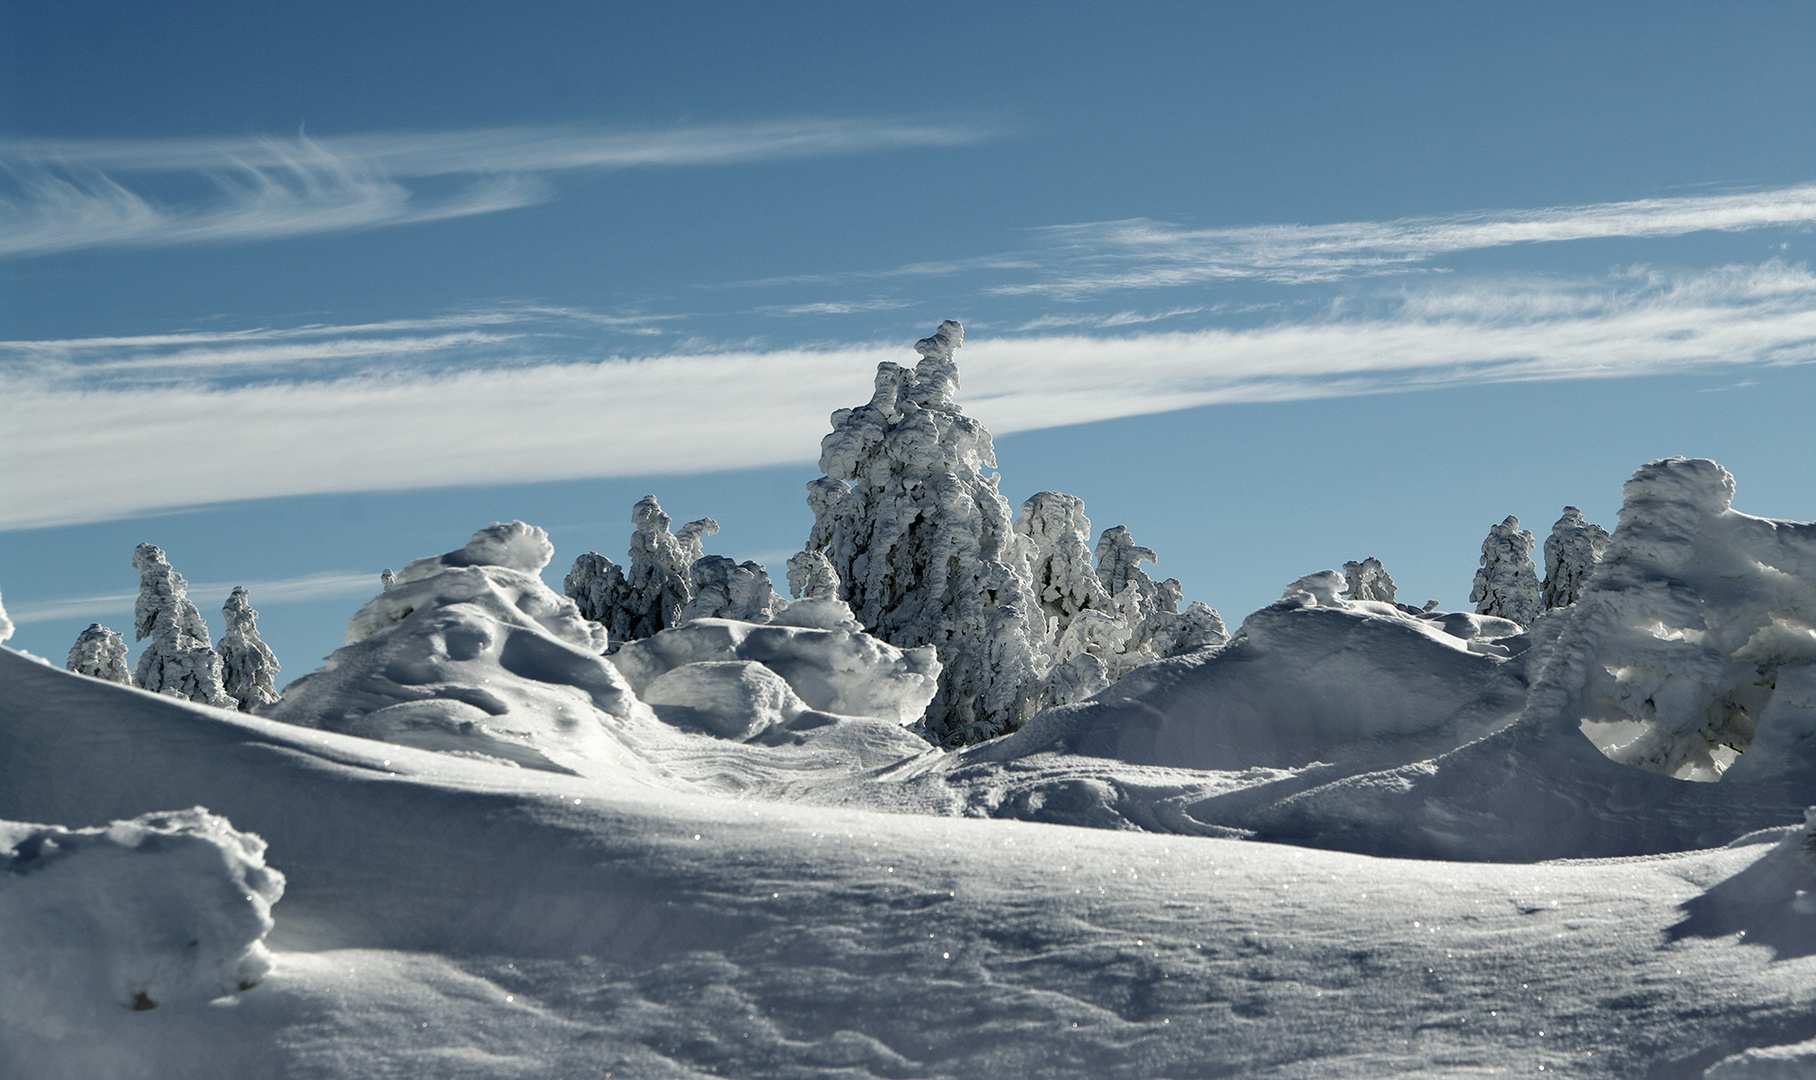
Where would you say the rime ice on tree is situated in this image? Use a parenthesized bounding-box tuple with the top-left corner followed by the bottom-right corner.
(676, 556, 787, 624)
(1016, 492, 1112, 636)
(565, 496, 722, 644)
(794, 320, 1050, 745)
(218, 586, 281, 712)
(1468, 516, 1542, 626)
(130, 543, 233, 708)
(1542, 506, 1611, 610)
(67, 624, 131, 684)
(1341, 557, 1397, 604)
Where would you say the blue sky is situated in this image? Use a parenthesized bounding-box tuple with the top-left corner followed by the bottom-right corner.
(3, 1, 1814, 673)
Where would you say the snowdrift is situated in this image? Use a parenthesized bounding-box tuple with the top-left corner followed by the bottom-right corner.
(0, 807, 282, 1035)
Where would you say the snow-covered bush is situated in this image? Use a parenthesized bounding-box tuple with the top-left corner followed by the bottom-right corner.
(1468, 516, 1542, 626)
(130, 544, 233, 708)
(217, 586, 280, 712)
(66, 624, 130, 684)
(0, 807, 283, 1033)
(565, 496, 721, 643)
(1542, 506, 1611, 610)
(1521, 457, 1816, 781)
(793, 321, 1050, 745)
(676, 556, 787, 624)
(1341, 557, 1397, 603)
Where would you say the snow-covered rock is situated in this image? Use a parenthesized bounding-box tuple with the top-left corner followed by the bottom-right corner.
(131, 543, 234, 709)
(1469, 515, 1543, 625)
(218, 586, 280, 712)
(610, 617, 941, 726)
(797, 320, 1049, 745)
(265, 522, 657, 775)
(66, 623, 131, 684)
(0, 807, 283, 1036)
(1541, 505, 1611, 609)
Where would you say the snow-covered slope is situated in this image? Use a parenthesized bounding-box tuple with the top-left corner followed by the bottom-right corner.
(4, 648, 1815, 1078)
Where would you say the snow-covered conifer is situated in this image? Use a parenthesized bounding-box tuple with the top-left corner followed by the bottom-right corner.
(675, 556, 786, 624)
(1016, 491, 1111, 635)
(1541, 506, 1611, 610)
(563, 551, 630, 638)
(130, 543, 233, 707)
(67, 624, 131, 683)
(218, 586, 281, 712)
(1341, 557, 1397, 604)
(799, 320, 1049, 746)
(1468, 516, 1542, 625)
(785, 550, 840, 600)
(0, 590, 12, 643)
(564, 498, 722, 644)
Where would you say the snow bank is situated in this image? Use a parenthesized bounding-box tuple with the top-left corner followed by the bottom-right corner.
(265, 522, 659, 775)
(610, 615, 941, 726)
(975, 570, 1530, 777)
(0, 807, 282, 1036)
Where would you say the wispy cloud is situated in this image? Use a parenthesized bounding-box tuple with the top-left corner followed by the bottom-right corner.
(0, 118, 994, 256)
(755, 299, 919, 317)
(6, 571, 381, 625)
(4, 261, 1811, 531)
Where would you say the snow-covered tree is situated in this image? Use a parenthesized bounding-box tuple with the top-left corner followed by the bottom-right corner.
(218, 586, 281, 712)
(1469, 516, 1542, 625)
(0, 590, 12, 644)
(67, 623, 131, 683)
(794, 320, 1050, 746)
(1088, 525, 1225, 675)
(131, 543, 233, 707)
(1542, 506, 1611, 610)
(675, 556, 787, 623)
(564, 497, 721, 644)
(785, 550, 840, 600)
(1016, 491, 1112, 635)
(1341, 557, 1397, 603)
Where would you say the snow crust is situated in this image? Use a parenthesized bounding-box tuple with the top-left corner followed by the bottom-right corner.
(0, 807, 282, 1037)
(66, 623, 130, 684)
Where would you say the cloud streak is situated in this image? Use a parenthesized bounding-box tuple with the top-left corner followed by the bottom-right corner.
(0, 118, 994, 256)
(4, 261, 1811, 531)
(5, 571, 382, 625)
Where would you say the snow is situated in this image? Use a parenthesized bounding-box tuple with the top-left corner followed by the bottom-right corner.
(217, 586, 280, 712)
(0, 807, 283, 1033)
(66, 623, 130, 684)
(0, 590, 12, 642)
(1469, 515, 1544, 625)
(1543, 505, 1611, 610)
(130, 543, 234, 709)
(1342, 556, 1398, 603)
(3, 646, 1815, 1077)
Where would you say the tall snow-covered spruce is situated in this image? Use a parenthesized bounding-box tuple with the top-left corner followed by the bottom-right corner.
(1468, 516, 1542, 626)
(564, 496, 721, 644)
(218, 586, 281, 712)
(790, 320, 1223, 746)
(130, 544, 234, 708)
(1542, 505, 1611, 609)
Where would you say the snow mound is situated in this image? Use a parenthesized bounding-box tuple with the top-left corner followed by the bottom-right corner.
(977, 570, 1530, 775)
(611, 617, 941, 726)
(1706, 1038, 1816, 1080)
(641, 660, 811, 739)
(265, 523, 659, 775)
(0, 807, 283, 1036)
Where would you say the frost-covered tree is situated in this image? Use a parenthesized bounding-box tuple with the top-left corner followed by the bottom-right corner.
(1016, 491, 1112, 636)
(218, 586, 281, 712)
(785, 550, 840, 600)
(67, 623, 131, 684)
(1341, 557, 1397, 604)
(131, 543, 233, 707)
(1542, 506, 1611, 610)
(0, 590, 13, 644)
(564, 497, 721, 643)
(1088, 525, 1225, 676)
(676, 556, 787, 623)
(794, 320, 1049, 746)
(1469, 516, 1542, 626)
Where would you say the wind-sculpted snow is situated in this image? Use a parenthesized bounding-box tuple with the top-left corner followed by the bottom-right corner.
(217, 586, 280, 712)
(0, 808, 283, 1037)
(265, 522, 660, 776)
(66, 623, 130, 684)
(610, 614, 941, 727)
(131, 543, 234, 708)
(1470, 515, 1543, 625)
(799, 320, 1051, 746)
(1542, 505, 1611, 610)
(1207, 459, 1816, 861)
(4, 648, 1814, 1078)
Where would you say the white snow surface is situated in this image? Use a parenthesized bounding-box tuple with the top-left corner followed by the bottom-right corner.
(0, 807, 283, 1036)
(4, 646, 1815, 1078)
